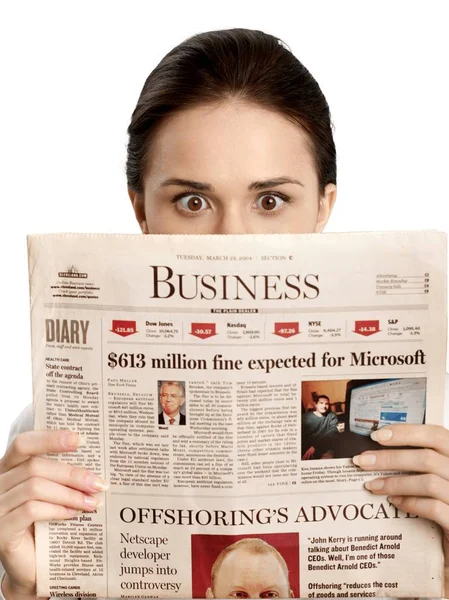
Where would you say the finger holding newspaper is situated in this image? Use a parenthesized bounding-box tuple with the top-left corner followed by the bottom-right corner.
(0, 430, 107, 599)
(356, 423, 449, 592)
(356, 423, 449, 523)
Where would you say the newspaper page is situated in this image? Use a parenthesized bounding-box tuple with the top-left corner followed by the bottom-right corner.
(28, 231, 447, 599)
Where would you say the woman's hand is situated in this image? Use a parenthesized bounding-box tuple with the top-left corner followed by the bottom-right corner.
(353, 424, 449, 595)
(0, 430, 107, 599)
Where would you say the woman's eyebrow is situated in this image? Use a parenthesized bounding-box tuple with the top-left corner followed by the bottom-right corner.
(160, 178, 212, 191)
(159, 176, 304, 191)
(249, 176, 304, 190)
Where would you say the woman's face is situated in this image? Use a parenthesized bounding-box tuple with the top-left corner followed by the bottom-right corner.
(130, 100, 336, 235)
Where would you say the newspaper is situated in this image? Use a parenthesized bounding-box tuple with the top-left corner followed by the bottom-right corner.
(27, 231, 447, 599)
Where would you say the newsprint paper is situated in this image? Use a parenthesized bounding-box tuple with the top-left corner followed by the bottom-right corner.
(28, 231, 447, 599)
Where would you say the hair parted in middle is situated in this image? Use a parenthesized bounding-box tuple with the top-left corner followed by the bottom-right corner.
(127, 28, 336, 196)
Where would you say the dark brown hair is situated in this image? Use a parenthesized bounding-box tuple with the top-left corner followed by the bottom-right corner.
(126, 28, 336, 194)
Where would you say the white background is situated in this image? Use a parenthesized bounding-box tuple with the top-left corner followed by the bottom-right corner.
(0, 1, 448, 452)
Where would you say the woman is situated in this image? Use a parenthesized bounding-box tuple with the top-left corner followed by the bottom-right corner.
(0, 28, 448, 600)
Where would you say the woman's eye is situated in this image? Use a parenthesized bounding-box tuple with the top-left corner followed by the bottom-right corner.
(176, 194, 209, 213)
(255, 193, 287, 212)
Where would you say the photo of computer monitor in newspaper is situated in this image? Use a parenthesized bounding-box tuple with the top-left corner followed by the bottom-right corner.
(347, 377, 426, 435)
(301, 377, 426, 460)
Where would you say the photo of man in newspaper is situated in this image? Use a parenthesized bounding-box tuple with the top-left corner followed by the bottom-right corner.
(158, 380, 187, 427)
(191, 533, 299, 598)
(301, 377, 427, 460)
(301, 394, 344, 460)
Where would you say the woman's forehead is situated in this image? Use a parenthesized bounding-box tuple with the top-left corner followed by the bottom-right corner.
(144, 101, 317, 189)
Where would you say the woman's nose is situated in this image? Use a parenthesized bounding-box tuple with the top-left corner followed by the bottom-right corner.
(213, 209, 252, 234)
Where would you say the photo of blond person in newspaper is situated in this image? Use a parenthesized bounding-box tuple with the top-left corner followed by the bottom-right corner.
(0, 27, 448, 600)
(191, 533, 300, 598)
(205, 538, 294, 599)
